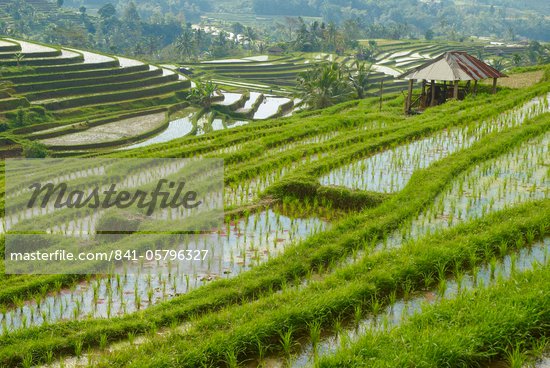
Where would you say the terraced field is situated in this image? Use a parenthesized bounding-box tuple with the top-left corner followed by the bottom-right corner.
(179, 39, 528, 101)
(0, 38, 301, 156)
(0, 36, 549, 368)
(0, 45, 549, 367)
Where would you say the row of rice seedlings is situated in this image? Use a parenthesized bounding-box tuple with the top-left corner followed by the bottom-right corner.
(290, 237, 550, 367)
(82, 204, 548, 368)
(1, 115, 545, 366)
(226, 153, 328, 207)
(299, 129, 548, 287)
(388, 131, 549, 250)
(4, 157, 223, 240)
(0, 210, 327, 333)
(315, 264, 550, 367)
(2, 159, 192, 232)
(320, 92, 550, 192)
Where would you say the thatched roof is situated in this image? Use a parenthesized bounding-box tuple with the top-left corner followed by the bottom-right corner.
(399, 51, 507, 81)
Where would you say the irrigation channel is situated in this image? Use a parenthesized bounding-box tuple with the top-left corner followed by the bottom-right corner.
(320, 93, 550, 192)
(0, 210, 326, 332)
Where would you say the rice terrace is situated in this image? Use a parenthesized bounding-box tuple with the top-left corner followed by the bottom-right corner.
(0, 0, 549, 367)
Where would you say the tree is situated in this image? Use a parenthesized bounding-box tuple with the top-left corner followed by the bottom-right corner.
(22, 141, 48, 158)
(187, 81, 219, 109)
(56, 0, 63, 7)
(98, 3, 116, 19)
(348, 61, 372, 99)
(244, 26, 256, 49)
(296, 62, 353, 110)
(425, 29, 434, 40)
(512, 53, 523, 67)
(176, 28, 195, 60)
(490, 58, 504, 72)
(123, 2, 140, 25)
(231, 22, 244, 36)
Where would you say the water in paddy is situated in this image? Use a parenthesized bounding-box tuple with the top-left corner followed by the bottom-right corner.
(288, 238, 550, 367)
(236, 92, 262, 113)
(320, 93, 550, 192)
(0, 210, 327, 333)
(253, 97, 291, 119)
(118, 113, 194, 150)
(211, 118, 225, 131)
(270, 132, 549, 366)
(386, 132, 549, 249)
(215, 92, 242, 106)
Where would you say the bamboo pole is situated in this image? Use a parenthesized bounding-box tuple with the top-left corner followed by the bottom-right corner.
(492, 78, 498, 94)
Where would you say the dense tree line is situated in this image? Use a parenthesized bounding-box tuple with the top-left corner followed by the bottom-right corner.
(250, 0, 550, 41)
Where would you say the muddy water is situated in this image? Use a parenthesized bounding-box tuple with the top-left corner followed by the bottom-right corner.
(0, 210, 327, 333)
(320, 93, 550, 192)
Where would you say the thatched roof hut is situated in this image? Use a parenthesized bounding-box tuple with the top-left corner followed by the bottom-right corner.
(398, 51, 507, 114)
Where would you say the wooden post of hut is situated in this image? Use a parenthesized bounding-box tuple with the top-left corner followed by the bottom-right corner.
(421, 80, 426, 107)
(405, 79, 414, 114)
(397, 51, 507, 114)
(430, 80, 436, 106)
(453, 80, 459, 99)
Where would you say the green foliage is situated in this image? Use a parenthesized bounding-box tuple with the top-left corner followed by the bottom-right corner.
(297, 62, 353, 109)
(187, 81, 220, 109)
(543, 65, 550, 82)
(21, 141, 49, 158)
(425, 29, 434, 40)
(297, 61, 372, 109)
(266, 174, 388, 211)
(95, 210, 143, 242)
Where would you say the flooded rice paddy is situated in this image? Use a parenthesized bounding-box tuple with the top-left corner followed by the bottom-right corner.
(320, 93, 550, 192)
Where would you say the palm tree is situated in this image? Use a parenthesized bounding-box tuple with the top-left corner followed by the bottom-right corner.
(348, 61, 372, 99)
(244, 26, 256, 50)
(176, 29, 195, 60)
(512, 53, 523, 67)
(297, 62, 352, 110)
(490, 58, 504, 72)
(187, 81, 219, 109)
(14, 52, 24, 67)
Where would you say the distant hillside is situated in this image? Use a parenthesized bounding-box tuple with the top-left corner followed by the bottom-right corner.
(56, 0, 550, 41)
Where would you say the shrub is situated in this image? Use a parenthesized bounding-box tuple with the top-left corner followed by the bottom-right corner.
(22, 141, 49, 158)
